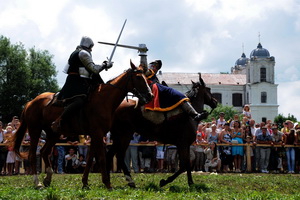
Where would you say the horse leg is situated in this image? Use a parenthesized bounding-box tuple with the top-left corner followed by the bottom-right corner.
(27, 132, 42, 188)
(40, 134, 57, 187)
(160, 146, 193, 187)
(95, 140, 112, 190)
(82, 145, 94, 189)
(119, 143, 136, 188)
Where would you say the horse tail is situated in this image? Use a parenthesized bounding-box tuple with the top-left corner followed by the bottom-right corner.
(13, 107, 28, 159)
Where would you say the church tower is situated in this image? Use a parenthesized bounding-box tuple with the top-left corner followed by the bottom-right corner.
(245, 42, 278, 123)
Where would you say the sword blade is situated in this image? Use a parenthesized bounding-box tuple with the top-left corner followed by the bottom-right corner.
(108, 19, 127, 63)
(98, 41, 148, 52)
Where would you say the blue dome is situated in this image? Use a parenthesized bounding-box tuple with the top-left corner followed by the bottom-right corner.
(250, 43, 270, 58)
(235, 53, 249, 66)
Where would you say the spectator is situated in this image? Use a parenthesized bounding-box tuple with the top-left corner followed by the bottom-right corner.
(219, 123, 233, 172)
(125, 133, 140, 173)
(19, 132, 31, 175)
(216, 112, 226, 131)
(0, 121, 7, 175)
(156, 142, 165, 172)
(56, 135, 67, 174)
(165, 144, 178, 173)
(269, 125, 284, 173)
(194, 133, 207, 171)
(241, 117, 249, 126)
(138, 136, 156, 173)
(242, 105, 251, 119)
(10, 116, 19, 130)
(253, 122, 269, 172)
(294, 123, 300, 173)
(103, 132, 112, 151)
(256, 126, 272, 173)
(5, 126, 15, 176)
(231, 121, 244, 172)
(204, 142, 221, 172)
(230, 114, 240, 128)
(65, 148, 78, 173)
(78, 135, 89, 159)
(205, 124, 219, 143)
(74, 154, 86, 173)
(284, 120, 297, 174)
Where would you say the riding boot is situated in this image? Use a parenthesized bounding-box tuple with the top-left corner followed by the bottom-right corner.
(181, 101, 208, 121)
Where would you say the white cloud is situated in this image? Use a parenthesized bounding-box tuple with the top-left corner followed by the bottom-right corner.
(278, 80, 300, 120)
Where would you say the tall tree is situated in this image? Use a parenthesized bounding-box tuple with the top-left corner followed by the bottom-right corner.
(204, 104, 239, 122)
(274, 113, 297, 130)
(0, 35, 59, 123)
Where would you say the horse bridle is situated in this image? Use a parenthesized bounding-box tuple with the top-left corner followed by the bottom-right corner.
(107, 69, 149, 102)
(186, 84, 216, 114)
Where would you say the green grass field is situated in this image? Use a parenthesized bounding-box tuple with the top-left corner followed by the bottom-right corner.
(0, 172, 299, 200)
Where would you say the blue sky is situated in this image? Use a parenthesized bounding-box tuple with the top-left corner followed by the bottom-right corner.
(1, 0, 300, 120)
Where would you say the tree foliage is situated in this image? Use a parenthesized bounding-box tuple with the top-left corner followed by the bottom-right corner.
(204, 104, 240, 122)
(274, 113, 298, 130)
(0, 35, 59, 123)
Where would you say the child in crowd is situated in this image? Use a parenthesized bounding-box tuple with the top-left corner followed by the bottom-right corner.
(74, 154, 86, 173)
(65, 148, 78, 173)
(204, 142, 221, 172)
(242, 105, 251, 119)
(5, 126, 15, 176)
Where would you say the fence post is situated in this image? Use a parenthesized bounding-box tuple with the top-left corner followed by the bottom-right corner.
(246, 143, 251, 172)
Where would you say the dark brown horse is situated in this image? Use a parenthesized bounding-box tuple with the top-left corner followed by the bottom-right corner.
(107, 74, 218, 187)
(13, 62, 153, 189)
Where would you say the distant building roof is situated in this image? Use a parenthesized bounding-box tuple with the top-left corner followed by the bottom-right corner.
(157, 72, 246, 86)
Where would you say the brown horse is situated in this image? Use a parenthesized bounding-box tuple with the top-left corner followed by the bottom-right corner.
(13, 62, 153, 189)
(107, 74, 218, 187)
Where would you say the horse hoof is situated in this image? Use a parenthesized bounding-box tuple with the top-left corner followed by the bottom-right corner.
(82, 185, 90, 190)
(128, 182, 136, 188)
(35, 183, 44, 190)
(43, 179, 51, 187)
(159, 179, 167, 187)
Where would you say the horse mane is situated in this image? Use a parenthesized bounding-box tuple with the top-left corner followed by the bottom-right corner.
(106, 68, 132, 84)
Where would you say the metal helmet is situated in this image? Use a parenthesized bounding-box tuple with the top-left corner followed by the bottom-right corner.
(149, 60, 162, 70)
(80, 36, 94, 49)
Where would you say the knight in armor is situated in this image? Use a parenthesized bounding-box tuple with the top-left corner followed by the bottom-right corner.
(51, 36, 113, 132)
(145, 60, 207, 121)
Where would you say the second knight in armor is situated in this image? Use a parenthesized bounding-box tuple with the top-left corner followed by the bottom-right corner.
(145, 60, 208, 121)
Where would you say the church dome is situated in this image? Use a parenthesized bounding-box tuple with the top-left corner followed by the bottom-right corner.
(250, 43, 270, 58)
(235, 53, 249, 66)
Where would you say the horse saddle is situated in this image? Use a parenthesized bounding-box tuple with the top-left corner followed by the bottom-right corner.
(141, 105, 184, 125)
(46, 93, 86, 107)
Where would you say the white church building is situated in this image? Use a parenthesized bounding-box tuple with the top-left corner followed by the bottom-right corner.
(156, 42, 279, 123)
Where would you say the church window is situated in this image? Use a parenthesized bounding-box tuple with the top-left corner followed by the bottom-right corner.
(260, 67, 266, 82)
(212, 93, 222, 104)
(261, 92, 267, 103)
(232, 93, 243, 107)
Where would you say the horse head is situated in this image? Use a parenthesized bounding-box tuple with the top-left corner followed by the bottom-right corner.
(186, 73, 218, 112)
(128, 60, 153, 105)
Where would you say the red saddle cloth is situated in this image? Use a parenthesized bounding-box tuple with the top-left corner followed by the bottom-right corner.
(144, 83, 189, 112)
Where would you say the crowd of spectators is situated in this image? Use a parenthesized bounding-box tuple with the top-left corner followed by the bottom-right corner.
(0, 116, 89, 175)
(1, 104, 300, 175)
(122, 105, 300, 174)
